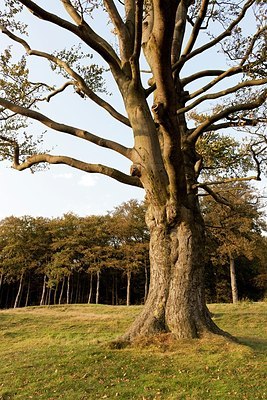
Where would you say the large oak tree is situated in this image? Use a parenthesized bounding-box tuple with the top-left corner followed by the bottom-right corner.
(0, 0, 266, 341)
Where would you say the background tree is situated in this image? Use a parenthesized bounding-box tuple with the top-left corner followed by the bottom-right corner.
(0, 216, 50, 307)
(0, 1, 266, 341)
(203, 182, 266, 303)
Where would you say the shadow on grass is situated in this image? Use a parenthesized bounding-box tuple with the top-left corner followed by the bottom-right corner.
(238, 336, 267, 352)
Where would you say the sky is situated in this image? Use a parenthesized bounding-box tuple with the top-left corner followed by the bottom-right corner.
(1, 2, 266, 221)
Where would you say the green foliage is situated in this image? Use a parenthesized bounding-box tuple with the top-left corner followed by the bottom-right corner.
(51, 45, 107, 94)
(203, 182, 265, 259)
(0, 216, 50, 282)
(0, 47, 46, 165)
(0, 0, 26, 33)
(0, 201, 151, 307)
(196, 131, 253, 180)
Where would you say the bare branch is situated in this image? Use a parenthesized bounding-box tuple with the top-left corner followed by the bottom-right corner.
(60, 0, 83, 25)
(13, 153, 143, 188)
(130, 0, 144, 85)
(171, 1, 189, 65)
(240, 26, 267, 67)
(103, 0, 125, 40)
(174, 0, 255, 72)
(177, 78, 267, 115)
(0, 97, 132, 160)
(17, 0, 122, 72)
(44, 81, 75, 102)
(1, 26, 130, 126)
(199, 120, 258, 133)
(197, 184, 233, 208)
(187, 67, 240, 101)
(197, 175, 261, 189)
(188, 90, 267, 142)
(182, 0, 209, 57)
(181, 70, 228, 86)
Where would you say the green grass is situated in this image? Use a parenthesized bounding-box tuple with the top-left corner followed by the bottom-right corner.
(0, 303, 266, 400)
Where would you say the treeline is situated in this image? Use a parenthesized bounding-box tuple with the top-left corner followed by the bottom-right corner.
(0, 199, 266, 309)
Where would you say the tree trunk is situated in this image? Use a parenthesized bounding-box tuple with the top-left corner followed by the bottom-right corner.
(53, 283, 58, 305)
(25, 276, 31, 307)
(47, 287, 52, 305)
(75, 273, 80, 304)
(58, 277, 65, 305)
(229, 254, 238, 304)
(66, 275, 70, 304)
(96, 270, 100, 304)
(14, 272, 24, 309)
(122, 205, 225, 342)
(40, 275, 47, 306)
(88, 272, 93, 304)
(126, 270, 131, 306)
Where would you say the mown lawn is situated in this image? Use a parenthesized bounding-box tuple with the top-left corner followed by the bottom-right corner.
(0, 302, 266, 400)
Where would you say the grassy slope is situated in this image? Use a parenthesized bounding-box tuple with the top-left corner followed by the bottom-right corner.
(0, 303, 266, 400)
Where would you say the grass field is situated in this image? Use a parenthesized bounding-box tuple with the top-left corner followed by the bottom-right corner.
(0, 302, 266, 400)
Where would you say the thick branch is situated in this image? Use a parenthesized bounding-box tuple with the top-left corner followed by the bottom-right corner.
(199, 120, 258, 133)
(130, 0, 143, 85)
(171, 1, 189, 65)
(177, 78, 267, 115)
(181, 70, 228, 86)
(13, 153, 143, 188)
(188, 91, 267, 142)
(60, 0, 83, 25)
(104, 0, 125, 39)
(182, 0, 209, 57)
(103, 0, 133, 66)
(198, 184, 233, 208)
(17, 0, 121, 72)
(0, 98, 132, 160)
(187, 67, 240, 101)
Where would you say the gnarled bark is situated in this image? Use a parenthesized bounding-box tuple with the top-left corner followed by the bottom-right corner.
(122, 203, 225, 342)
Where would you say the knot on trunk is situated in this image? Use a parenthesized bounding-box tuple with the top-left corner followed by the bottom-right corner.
(130, 163, 142, 177)
(152, 102, 165, 124)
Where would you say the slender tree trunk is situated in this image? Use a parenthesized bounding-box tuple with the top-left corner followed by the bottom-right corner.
(75, 273, 80, 303)
(112, 273, 115, 305)
(0, 273, 3, 306)
(115, 274, 118, 305)
(122, 205, 225, 341)
(47, 287, 52, 305)
(229, 254, 238, 304)
(0, 273, 3, 291)
(126, 270, 131, 306)
(96, 270, 100, 304)
(5, 285, 10, 308)
(14, 272, 24, 309)
(25, 276, 31, 307)
(40, 275, 47, 306)
(53, 283, 58, 305)
(88, 272, 93, 304)
(59, 277, 65, 305)
(67, 275, 70, 304)
(144, 265, 149, 304)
